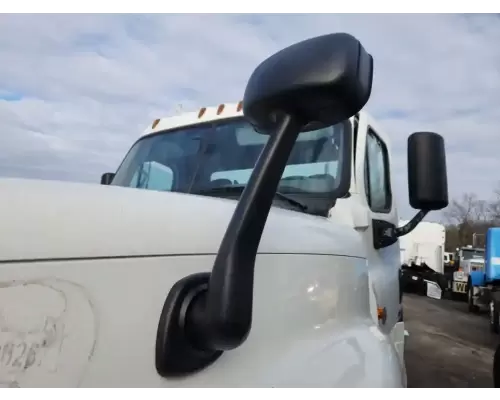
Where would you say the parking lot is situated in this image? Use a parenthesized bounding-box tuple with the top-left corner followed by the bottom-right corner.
(404, 293, 498, 387)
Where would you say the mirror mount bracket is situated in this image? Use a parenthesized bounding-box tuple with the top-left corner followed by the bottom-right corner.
(372, 209, 429, 250)
(101, 172, 115, 185)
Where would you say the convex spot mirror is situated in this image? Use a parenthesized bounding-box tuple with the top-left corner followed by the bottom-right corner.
(407, 131, 448, 211)
(243, 32, 374, 134)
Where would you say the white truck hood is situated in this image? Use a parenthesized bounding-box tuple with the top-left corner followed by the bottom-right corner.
(0, 178, 364, 262)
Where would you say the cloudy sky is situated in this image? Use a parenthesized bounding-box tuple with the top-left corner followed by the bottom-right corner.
(0, 14, 498, 221)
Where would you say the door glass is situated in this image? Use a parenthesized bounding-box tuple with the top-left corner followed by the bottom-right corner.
(365, 128, 391, 213)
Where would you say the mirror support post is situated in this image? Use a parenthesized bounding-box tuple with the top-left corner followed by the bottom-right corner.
(155, 112, 304, 376)
(155, 31, 375, 378)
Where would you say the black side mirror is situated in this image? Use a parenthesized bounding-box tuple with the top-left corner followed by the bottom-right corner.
(101, 172, 115, 185)
(407, 132, 448, 211)
(155, 32, 374, 378)
(243, 32, 373, 133)
(373, 131, 449, 249)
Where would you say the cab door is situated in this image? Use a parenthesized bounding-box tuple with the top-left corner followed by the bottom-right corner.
(354, 112, 401, 335)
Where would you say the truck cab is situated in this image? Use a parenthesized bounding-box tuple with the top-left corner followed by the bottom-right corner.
(108, 104, 405, 345)
(460, 248, 485, 276)
(455, 246, 485, 273)
(444, 252, 454, 268)
(452, 246, 485, 297)
(0, 33, 448, 387)
(467, 228, 500, 330)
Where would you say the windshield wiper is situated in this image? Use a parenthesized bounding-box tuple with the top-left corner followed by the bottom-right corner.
(192, 185, 308, 212)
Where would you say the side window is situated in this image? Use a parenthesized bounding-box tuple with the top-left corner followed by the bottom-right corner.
(364, 128, 392, 213)
(131, 161, 173, 191)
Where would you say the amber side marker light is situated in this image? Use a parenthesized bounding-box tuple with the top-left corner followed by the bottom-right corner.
(377, 307, 387, 324)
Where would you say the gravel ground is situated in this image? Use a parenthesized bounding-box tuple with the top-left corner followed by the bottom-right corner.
(403, 293, 499, 388)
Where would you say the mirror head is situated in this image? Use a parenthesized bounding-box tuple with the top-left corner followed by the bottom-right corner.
(242, 32, 373, 134)
(407, 131, 448, 211)
(101, 172, 115, 185)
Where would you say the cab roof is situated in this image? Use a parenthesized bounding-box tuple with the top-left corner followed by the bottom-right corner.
(141, 101, 367, 138)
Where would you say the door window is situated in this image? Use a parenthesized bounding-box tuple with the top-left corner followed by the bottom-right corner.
(364, 128, 392, 213)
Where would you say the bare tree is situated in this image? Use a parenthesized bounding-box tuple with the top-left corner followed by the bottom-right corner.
(488, 183, 500, 224)
(443, 193, 483, 247)
(443, 193, 478, 225)
(473, 199, 490, 223)
(443, 184, 500, 251)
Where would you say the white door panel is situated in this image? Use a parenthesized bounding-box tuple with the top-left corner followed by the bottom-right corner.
(354, 113, 401, 335)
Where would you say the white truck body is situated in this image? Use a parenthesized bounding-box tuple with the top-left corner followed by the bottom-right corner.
(0, 103, 408, 387)
(398, 220, 445, 274)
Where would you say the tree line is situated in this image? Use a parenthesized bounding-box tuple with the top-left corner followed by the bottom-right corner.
(443, 185, 500, 252)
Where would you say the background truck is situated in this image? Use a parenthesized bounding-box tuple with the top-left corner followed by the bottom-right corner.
(451, 245, 485, 299)
(399, 221, 447, 298)
(399, 220, 445, 274)
(443, 252, 454, 271)
(0, 33, 449, 387)
(467, 228, 500, 332)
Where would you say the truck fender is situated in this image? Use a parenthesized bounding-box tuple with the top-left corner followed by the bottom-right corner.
(470, 270, 485, 287)
(368, 273, 405, 368)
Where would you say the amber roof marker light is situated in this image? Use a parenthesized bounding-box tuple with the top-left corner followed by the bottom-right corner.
(151, 119, 160, 129)
(216, 104, 225, 115)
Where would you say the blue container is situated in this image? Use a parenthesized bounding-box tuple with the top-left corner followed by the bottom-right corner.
(485, 228, 500, 282)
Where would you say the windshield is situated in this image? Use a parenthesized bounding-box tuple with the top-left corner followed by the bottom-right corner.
(112, 117, 350, 214)
(462, 249, 484, 261)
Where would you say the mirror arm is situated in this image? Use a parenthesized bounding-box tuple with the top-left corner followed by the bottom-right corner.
(395, 209, 429, 237)
(155, 112, 304, 377)
(154, 31, 375, 379)
(372, 209, 429, 250)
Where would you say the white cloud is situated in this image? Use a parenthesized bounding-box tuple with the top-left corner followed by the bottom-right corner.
(0, 14, 498, 221)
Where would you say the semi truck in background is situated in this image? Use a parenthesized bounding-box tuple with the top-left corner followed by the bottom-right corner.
(466, 228, 500, 333)
(444, 251, 454, 270)
(399, 220, 448, 298)
(0, 33, 449, 387)
(399, 220, 445, 274)
(451, 245, 485, 299)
